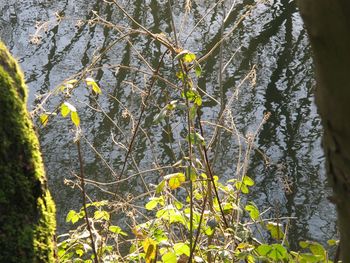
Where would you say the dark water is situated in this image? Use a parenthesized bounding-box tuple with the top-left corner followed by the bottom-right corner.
(1, 0, 337, 249)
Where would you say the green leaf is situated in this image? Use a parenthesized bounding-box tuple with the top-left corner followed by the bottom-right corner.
(66, 210, 80, 224)
(309, 243, 325, 257)
(189, 106, 197, 121)
(174, 200, 183, 209)
(109, 225, 127, 236)
(297, 253, 323, 262)
(195, 64, 202, 77)
(186, 167, 197, 181)
(299, 241, 309, 249)
(66, 210, 77, 223)
(268, 244, 288, 260)
(245, 204, 260, 220)
(145, 200, 158, 210)
(94, 210, 110, 221)
(156, 180, 165, 193)
(40, 114, 49, 126)
(327, 239, 337, 246)
(256, 244, 271, 256)
(75, 249, 84, 257)
(257, 244, 287, 260)
(243, 175, 254, 186)
(235, 181, 249, 194)
(162, 251, 177, 263)
(164, 173, 186, 190)
(154, 228, 168, 242)
(174, 243, 190, 256)
(71, 111, 80, 127)
(266, 221, 284, 241)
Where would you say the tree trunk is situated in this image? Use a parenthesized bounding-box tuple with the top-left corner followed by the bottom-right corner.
(297, 1, 350, 261)
(0, 42, 56, 262)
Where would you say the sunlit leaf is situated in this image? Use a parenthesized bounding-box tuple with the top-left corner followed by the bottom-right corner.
(194, 95, 202, 106)
(109, 225, 128, 236)
(61, 103, 70, 117)
(164, 173, 186, 190)
(142, 238, 157, 263)
(66, 210, 80, 224)
(75, 249, 84, 257)
(235, 181, 249, 194)
(86, 77, 101, 94)
(182, 52, 196, 63)
(174, 243, 190, 257)
(145, 200, 158, 210)
(91, 83, 101, 94)
(243, 175, 254, 186)
(71, 111, 80, 127)
(162, 251, 177, 263)
(256, 244, 271, 256)
(66, 210, 76, 223)
(174, 200, 183, 209)
(94, 210, 110, 221)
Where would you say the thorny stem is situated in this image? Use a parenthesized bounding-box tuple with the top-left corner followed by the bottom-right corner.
(76, 139, 99, 263)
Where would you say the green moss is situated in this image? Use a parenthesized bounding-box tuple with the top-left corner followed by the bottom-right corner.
(0, 42, 56, 262)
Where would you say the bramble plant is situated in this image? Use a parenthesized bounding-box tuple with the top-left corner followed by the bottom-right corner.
(32, 1, 339, 263)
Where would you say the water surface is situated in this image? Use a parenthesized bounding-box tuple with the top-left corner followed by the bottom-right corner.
(0, 0, 337, 248)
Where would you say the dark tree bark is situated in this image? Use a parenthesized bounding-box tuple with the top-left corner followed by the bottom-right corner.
(0, 42, 56, 262)
(297, 1, 350, 261)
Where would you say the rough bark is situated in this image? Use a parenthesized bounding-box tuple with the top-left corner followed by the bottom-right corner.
(297, 0, 350, 261)
(0, 42, 56, 262)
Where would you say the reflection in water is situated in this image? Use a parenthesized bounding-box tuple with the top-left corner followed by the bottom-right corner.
(0, 0, 336, 248)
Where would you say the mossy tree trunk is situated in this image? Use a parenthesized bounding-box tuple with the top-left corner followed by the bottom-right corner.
(297, 1, 350, 261)
(0, 42, 56, 262)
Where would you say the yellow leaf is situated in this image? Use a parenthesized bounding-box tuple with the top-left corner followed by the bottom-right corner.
(142, 238, 157, 263)
(71, 111, 80, 127)
(86, 77, 101, 94)
(164, 173, 186, 190)
(61, 103, 70, 117)
(92, 83, 101, 94)
(183, 52, 196, 63)
(40, 114, 49, 126)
